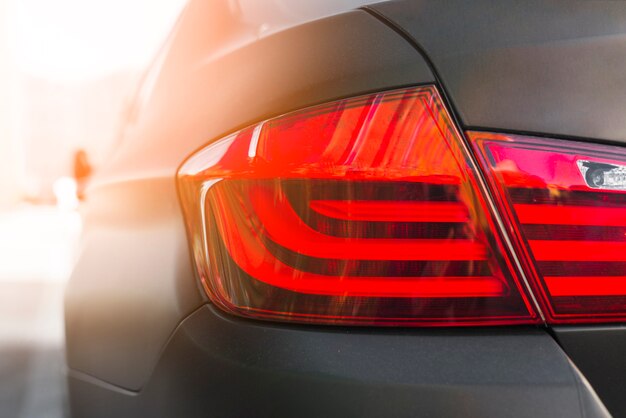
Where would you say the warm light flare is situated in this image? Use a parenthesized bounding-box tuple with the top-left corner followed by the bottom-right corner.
(10, 0, 187, 81)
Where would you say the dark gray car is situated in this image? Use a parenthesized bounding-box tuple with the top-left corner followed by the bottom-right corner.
(65, 1, 626, 416)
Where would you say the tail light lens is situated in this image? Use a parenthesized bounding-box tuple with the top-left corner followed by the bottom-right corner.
(177, 86, 538, 326)
(471, 132, 626, 323)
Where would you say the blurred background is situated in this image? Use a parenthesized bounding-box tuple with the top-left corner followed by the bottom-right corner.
(0, 0, 187, 416)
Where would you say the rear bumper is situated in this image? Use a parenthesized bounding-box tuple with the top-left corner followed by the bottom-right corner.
(67, 305, 609, 418)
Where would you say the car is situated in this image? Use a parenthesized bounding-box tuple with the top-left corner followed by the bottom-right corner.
(64, 1, 626, 416)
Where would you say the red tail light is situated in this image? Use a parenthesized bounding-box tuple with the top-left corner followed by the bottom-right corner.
(177, 86, 539, 326)
(471, 132, 626, 323)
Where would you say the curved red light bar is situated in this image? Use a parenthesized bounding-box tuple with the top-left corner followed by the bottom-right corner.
(248, 186, 487, 261)
(309, 200, 470, 223)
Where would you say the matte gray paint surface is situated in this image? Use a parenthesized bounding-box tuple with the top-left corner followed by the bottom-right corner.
(371, 0, 626, 143)
(68, 306, 609, 418)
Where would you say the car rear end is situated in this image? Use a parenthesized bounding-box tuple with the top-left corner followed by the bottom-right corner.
(65, 1, 626, 416)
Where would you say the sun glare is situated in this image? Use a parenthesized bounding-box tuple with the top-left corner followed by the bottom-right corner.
(9, 0, 187, 81)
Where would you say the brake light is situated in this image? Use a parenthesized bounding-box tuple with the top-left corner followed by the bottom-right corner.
(177, 86, 539, 326)
(471, 132, 626, 323)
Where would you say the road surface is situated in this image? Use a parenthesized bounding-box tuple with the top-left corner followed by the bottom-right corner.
(0, 206, 81, 418)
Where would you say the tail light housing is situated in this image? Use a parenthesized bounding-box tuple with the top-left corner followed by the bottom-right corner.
(471, 132, 626, 324)
(177, 86, 539, 326)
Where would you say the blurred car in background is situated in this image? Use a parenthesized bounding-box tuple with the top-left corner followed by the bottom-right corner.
(65, 1, 626, 416)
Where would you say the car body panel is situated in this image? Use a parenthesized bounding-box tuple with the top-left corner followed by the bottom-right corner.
(68, 305, 609, 418)
(65, 178, 203, 390)
(554, 326, 626, 417)
(369, 0, 626, 144)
